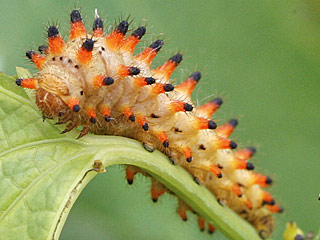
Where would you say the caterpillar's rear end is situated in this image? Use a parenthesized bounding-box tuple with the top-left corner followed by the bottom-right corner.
(16, 9, 283, 239)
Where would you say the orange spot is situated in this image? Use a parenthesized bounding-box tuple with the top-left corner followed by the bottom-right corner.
(126, 166, 136, 184)
(101, 105, 111, 117)
(244, 198, 253, 210)
(77, 47, 92, 65)
(208, 223, 216, 234)
(93, 75, 105, 87)
(151, 83, 166, 95)
(267, 204, 282, 213)
(93, 28, 104, 37)
(215, 137, 232, 149)
(232, 183, 242, 197)
(194, 117, 210, 130)
(151, 181, 166, 202)
(209, 165, 222, 178)
(235, 149, 253, 160)
(121, 106, 134, 118)
(157, 132, 168, 144)
(67, 97, 80, 110)
(253, 173, 270, 188)
(234, 159, 247, 170)
(20, 78, 38, 89)
(197, 216, 205, 231)
(197, 99, 222, 119)
(106, 31, 125, 49)
(48, 36, 65, 55)
(117, 65, 130, 77)
(170, 101, 185, 112)
(136, 114, 147, 127)
(87, 107, 96, 120)
(175, 78, 197, 96)
(121, 35, 140, 54)
(183, 147, 192, 162)
(134, 77, 146, 88)
(263, 192, 274, 204)
(216, 123, 235, 138)
(153, 60, 178, 80)
(69, 21, 87, 40)
(30, 53, 45, 70)
(135, 47, 158, 65)
(178, 208, 187, 221)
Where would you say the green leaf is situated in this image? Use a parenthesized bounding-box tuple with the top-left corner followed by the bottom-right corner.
(0, 70, 261, 240)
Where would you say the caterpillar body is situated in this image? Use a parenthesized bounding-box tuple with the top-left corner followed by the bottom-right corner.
(16, 9, 282, 239)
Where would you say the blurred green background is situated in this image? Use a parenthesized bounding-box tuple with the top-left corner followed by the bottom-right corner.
(0, 0, 319, 239)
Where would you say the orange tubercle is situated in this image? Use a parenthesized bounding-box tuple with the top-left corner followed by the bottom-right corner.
(16, 78, 38, 89)
(209, 165, 222, 178)
(267, 204, 283, 213)
(197, 216, 205, 231)
(234, 147, 256, 160)
(136, 114, 149, 131)
(126, 166, 137, 185)
(70, 21, 87, 40)
(232, 183, 242, 197)
(208, 223, 216, 234)
(67, 97, 80, 112)
(26, 51, 45, 70)
(48, 36, 65, 55)
(135, 39, 164, 65)
(214, 137, 237, 150)
(153, 54, 182, 80)
(197, 98, 223, 119)
(157, 132, 169, 147)
(175, 72, 201, 96)
(253, 173, 272, 188)
(183, 147, 193, 163)
(216, 119, 238, 138)
(87, 107, 97, 123)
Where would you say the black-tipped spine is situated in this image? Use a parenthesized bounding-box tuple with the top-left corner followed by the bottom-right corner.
(71, 10, 82, 23)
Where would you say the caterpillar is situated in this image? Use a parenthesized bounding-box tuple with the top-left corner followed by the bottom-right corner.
(16, 9, 283, 239)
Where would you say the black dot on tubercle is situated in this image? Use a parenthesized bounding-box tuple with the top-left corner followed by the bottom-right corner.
(164, 84, 174, 92)
(90, 117, 96, 124)
(266, 176, 273, 185)
(93, 17, 103, 30)
(48, 26, 59, 38)
(186, 157, 193, 163)
(170, 53, 183, 64)
(129, 114, 135, 122)
(211, 97, 223, 106)
(229, 119, 238, 127)
(103, 77, 114, 85)
(294, 234, 304, 240)
(70, 10, 82, 23)
(190, 71, 201, 82)
(247, 146, 257, 154)
(82, 39, 94, 51)
(38, 45, 48, 54)
(246, 162, 254, 170)
(152, 198, 158, 203)
(184, 103, 193, 111)
(128, 67, 140, 75)
(73, 104, 80, 112)
(127, 179, 133, 185)
(26, 51, 35, 59)
(149, 39, 164, 51)
(142, 123, 149, 131)
(145, 77, 155, 85)
(208, 120, 217, 129)
(163, 141, 169, 148)
(116, 20, 129, 35)
(15, 79, 22, 86)
(230, 141, 237, 149)
(217, 173, 222, 178)
(132, 26, 146, 39)
(105, 116, 112, 122)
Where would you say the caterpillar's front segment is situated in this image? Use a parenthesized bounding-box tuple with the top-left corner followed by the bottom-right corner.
(17, 9, 282, 239)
